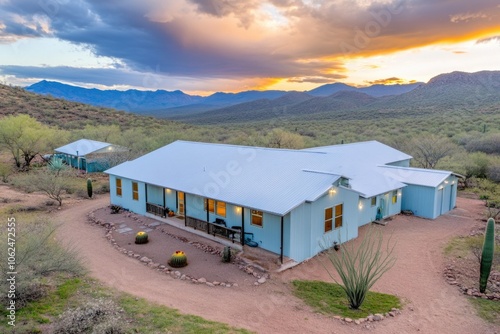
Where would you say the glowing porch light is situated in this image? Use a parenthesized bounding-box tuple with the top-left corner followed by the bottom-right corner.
(329, 187, 337, 195)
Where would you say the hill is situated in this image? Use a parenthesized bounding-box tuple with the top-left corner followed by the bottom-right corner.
(0, 83, 176, 130)
(25, 79, 421, 118)
(173, 71, 500, 124)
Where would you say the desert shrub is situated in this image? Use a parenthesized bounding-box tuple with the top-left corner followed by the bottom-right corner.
(0, 220, 85, 309)
(53, 298, 124, 334)
(0, 161, 12, 182)
(465, 133, 500, 154)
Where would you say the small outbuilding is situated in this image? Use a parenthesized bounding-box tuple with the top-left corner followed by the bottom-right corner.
(55, 139, 128, 173)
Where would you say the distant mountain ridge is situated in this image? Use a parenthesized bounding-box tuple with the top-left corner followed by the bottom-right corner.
(24, 70, 500, 124)
(25, 79, 422, 115)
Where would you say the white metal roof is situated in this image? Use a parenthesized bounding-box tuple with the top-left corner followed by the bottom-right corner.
(106, 141, 343, 216)
(377, 165, 453, 187)
(104, 140, 429, 215)
(55, 139, 113, 157)
(305, 141, 412, 165)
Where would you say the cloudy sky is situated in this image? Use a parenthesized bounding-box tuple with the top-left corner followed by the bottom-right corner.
(0, 0, 499, 95)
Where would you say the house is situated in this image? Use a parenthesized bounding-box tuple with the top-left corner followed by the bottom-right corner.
(104, 140, 460, 264)
(55, 139, 128, 173)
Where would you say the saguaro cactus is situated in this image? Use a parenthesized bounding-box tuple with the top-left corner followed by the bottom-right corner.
(87, 178, 93, 198)
(479, 218, 495, 293)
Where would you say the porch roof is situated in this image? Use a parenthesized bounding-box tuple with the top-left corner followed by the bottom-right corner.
(377, 165, 455, 187)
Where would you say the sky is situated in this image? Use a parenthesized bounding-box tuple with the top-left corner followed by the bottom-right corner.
(0, 0, 499, 96)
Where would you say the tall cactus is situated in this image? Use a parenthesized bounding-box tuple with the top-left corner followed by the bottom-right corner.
(87, 178, 93, 198)
(479, 218, 495, 293)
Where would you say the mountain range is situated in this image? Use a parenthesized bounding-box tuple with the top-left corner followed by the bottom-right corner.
(25, 70, 500, 124)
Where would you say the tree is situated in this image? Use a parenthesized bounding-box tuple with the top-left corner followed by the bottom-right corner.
(0, 115, 68, 170)
(323, 227, 396, 309)
(410, 135, 456, 169)
(266, 128, 305, 149)
(26, 167, 71, 206)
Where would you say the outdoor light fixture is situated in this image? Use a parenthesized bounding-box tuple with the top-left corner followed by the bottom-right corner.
(329, 187, 336, 195)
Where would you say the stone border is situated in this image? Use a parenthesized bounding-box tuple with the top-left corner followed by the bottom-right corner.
(444, 264, 500, 301)
(333, 308, 401, 326)
(87, 207, 270, 288)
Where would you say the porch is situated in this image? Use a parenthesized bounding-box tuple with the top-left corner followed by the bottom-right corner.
(145, 202, 244, 250)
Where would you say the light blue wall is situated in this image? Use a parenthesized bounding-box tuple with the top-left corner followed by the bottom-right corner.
(358, 196, 381, 226)
(289, 202, 312, 262)
(433, 175, 458, 218)
(402, 185, 436, 219)
(146, 184, 164, 206)
(288, 186, 359, 262)
(244, 209, 282, 254)
(109, 175, 146, 215)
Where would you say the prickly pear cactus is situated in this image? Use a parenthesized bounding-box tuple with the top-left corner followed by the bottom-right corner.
(135, 231, 149, 244)
(169, 251, 188, 268)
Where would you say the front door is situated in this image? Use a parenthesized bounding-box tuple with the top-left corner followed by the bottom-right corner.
(178, 191, 185, 215)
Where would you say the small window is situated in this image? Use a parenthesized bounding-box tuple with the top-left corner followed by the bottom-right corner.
(116, 178, 122, 197)
(392, 190, 398, 204)
(216, 201, 226, 217)
(251, 210, 263, 227)
(205, 199, 215, 213)
(334, 204, 343, 228)
(371, 197, 377, 207)
(132, 182, 139, 201)
(324, 207, 333, 233)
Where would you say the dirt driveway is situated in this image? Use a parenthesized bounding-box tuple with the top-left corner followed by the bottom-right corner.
(53, 195, 496, 334)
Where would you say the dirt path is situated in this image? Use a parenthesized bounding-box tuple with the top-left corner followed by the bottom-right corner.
(54, 195, 497, 334)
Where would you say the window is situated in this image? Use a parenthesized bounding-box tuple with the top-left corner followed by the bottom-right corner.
(251, 210, 263, 227)
(392, 190, 398, 204)
(116, 178, 122, 197)
(216, 201, 226, 217)
(334, 204, 343, 228)
(371, 197, 377, 207)
(204, 199, 215, 213)
(324, 207, 333, 232)
(132, 182, 139, 201)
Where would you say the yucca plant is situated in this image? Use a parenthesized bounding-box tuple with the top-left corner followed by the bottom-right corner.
(323, 227, 396, 309)
(479, 218, 495, 293)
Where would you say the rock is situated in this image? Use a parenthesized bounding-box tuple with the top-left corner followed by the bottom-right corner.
(225, 284, 231, 288)
(180, 274, 186, 280)
(257, 277, 267, 284)
(232, 283, 238, 287)
(333, 316, 341, 320)
(198, 277, 207, 283)
(466, 289, 473, 296)
(133, 254, 141, 259)
(206, 282, 215, 287)
(344, 317, 353, 323)
(254, 282, 259, 286)
(213, 281, 220, 286)
(174, 271, 181, 277)
(373, 314, 384, 321)
(367, 315, 374, 322)
(159, 265, 165, 269)
(388, 312, 396, 317)
(354, 320, 361, 325)
(140, 257, 151, 263)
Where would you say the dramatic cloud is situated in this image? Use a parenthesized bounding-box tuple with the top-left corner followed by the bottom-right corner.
(0, 0, 499, 92)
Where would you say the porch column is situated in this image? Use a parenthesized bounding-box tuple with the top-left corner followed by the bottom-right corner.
(280, 216, 284, 264)
(163, 188, 166, 208)
(241, 207, 245, 245)
(184, 194, 187, 226)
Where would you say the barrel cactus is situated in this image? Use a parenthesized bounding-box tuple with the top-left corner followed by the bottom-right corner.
(87, 178, 93, 198)
(222, 246, 232, 263)
(169, 251, 188, 268)
(479, 218, 495, 293)
(135, 231, 149, 244)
